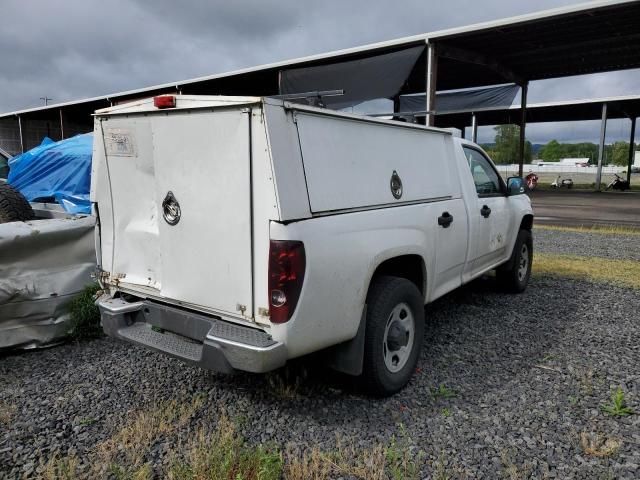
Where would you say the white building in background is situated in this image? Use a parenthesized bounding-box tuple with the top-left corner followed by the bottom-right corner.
(537, 158, 589, 167)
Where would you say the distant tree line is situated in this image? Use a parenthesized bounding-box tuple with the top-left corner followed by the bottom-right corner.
(538, 140, 638, 166)
(481, 125, 532, 165)
(480, 125, 638, 166)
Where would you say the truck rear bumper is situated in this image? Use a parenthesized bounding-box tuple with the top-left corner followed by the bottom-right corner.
(97, 296, 286, 374)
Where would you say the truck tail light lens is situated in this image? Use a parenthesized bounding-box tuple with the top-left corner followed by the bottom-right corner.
(268, 240, 305, 324)
(154, 95, 176, 109)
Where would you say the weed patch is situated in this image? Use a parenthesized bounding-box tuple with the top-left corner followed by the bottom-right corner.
(98, 396, 205, 474)
(265, 364, 308, 399)
(0, 401, 16, 425)
(67, 283, 102, 339)
(42, 455, 79, 480)
(284, 428, 425, 480)
(432, 384, 457, 400)
(501, 449, 532, 480)
(580, 432, 621, 457)
(169, 414, 282, 480)
(601, 387, 634, 417)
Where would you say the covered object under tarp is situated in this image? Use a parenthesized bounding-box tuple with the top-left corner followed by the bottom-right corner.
(0, 216, 95, 349)
(7, 134, 93, 214)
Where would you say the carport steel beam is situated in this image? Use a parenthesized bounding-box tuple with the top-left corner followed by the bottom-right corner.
(627, 116, 636, 185)
(518, 83, 528, 178)
(596, 103, 608, 190)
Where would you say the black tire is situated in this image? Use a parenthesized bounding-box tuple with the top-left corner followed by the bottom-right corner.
(0, 184, 34, 224)
(361, 276, 425, 396)
(496, 229, 532, 293)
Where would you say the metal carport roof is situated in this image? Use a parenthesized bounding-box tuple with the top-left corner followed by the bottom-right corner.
(3, 0, 640, 119)
(435, 94, 640, 128)
(425, 0, 640, 90)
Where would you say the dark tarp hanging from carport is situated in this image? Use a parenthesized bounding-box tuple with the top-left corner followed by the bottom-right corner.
(279, 46, 424, 110)
(399, 84, 520, 115)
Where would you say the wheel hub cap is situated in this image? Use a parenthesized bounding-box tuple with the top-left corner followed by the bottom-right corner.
(382, 303, 415, 373)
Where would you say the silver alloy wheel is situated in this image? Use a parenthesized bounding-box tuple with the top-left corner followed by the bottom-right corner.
(518, 243, 529, 281)
(382, 302, 415, 373)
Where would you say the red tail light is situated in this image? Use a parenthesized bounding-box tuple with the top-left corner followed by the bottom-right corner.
(154, 95, 176, 109)
(268, 240, 305, 324)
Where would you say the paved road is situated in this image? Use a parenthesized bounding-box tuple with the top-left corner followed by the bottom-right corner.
(529, 190, 640, 228)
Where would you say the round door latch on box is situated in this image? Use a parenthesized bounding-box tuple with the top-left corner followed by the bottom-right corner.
(162, 191, 181, 225)
(390, 170, 403, 199)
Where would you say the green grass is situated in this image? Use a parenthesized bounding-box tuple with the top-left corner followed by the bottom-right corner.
(42, 398, 435, 480)
(431, 384, 457, 400)
(533, 253, 640, 289)
(66, 283, 102, 339)
(43, 455, 80, 480)
(78, 417, 97, 426)
(385, 427, 424, 480)
(535, 224, 640, 236)
(169, 416, 282, 480)
(601, 387, 635, 417)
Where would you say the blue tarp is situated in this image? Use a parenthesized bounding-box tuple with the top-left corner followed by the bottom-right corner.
(8, 134, 93, 214)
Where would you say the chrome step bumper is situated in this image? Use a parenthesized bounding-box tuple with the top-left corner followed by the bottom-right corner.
(97, 296, 286, 373)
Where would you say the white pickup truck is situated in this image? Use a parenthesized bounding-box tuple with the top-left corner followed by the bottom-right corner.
(92, 95, 533, 396)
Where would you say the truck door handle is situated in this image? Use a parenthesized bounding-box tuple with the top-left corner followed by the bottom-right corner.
(438, 212, 453, 228)
(481, 205, 491, 218)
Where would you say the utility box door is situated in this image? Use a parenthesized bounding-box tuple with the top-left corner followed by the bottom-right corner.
(294, 112, 455, 213)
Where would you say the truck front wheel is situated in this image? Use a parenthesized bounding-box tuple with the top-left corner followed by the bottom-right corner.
(362, 276, 424, 396)
(496, 229, 533, 293)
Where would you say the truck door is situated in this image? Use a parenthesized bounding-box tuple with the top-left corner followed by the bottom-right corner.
(462, 146, 510, 277)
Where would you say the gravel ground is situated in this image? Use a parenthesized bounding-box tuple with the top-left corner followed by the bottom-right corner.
(535, 227, 640, 261)
(1, 233, 639, 479)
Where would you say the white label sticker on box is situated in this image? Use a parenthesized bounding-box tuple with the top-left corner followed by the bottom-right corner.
(105, 128, 136, 157)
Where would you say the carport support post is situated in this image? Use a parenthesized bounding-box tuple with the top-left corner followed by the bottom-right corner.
(627, 116, 636, 185)
(471, 113, 478, 143)
(17, 115, 24, 154)
(59, 109, 65, 140)
(596, 103, 608, 191)
(518, 82, 528, 178)
(425, 42, 437, 127)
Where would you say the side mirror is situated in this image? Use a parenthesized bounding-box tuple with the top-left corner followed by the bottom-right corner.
(506, 176, 526, 195)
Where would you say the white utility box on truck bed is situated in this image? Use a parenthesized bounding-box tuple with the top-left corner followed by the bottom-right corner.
(92, 95, 533, 395)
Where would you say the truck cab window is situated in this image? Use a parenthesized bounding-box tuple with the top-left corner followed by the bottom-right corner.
(463, 146, 502, 196)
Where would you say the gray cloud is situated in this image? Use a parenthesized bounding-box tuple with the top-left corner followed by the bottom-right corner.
(2, 0, 639, 143)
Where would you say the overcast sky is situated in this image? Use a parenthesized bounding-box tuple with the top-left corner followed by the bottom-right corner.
(2, 0, 639, 143)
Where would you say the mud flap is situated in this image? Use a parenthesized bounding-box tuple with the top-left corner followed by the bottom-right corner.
(325, 307, 366, 376)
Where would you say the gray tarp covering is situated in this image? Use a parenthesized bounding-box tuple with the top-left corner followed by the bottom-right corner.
(0, 216, 95, 349)
(279, 46, 424, 110)
(399, 84, 520, 114)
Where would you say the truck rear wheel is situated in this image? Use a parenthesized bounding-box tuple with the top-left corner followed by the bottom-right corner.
(0, 184, 34, 224)
(496, 229, 532, 293)
(362, 276, 424, 396)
